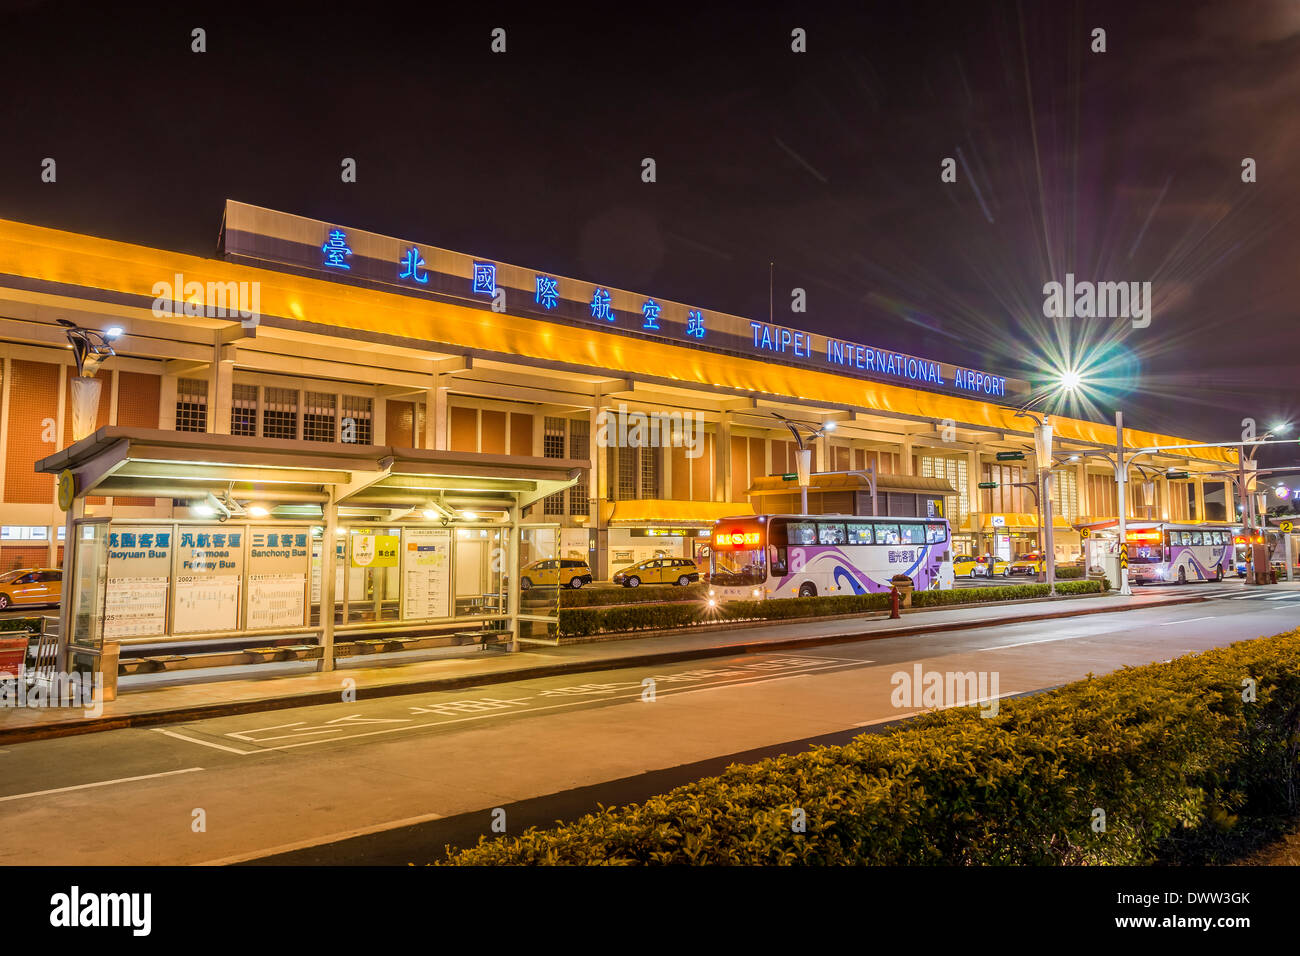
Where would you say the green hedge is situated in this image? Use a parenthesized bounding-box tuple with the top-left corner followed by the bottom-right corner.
(554, 580, 1104, 637)
(443, 628, 1300, 864)
(559, 583, 708, 609)
(0, 617, 42, 633)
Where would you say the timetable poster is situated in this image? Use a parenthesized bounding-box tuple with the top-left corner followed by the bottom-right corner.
(103, 525, 173, 639)
(402, 528, 451, 619)
(173, 525, 245, 634)
(247, 527, 311, 630)
(311, 541, 346, 604)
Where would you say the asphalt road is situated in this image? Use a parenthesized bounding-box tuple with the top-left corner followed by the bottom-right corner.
(1, 580, 1296, 865)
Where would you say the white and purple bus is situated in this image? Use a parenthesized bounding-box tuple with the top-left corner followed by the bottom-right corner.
(707, 514, 954, 601)
(1123, 522, 1234, 585)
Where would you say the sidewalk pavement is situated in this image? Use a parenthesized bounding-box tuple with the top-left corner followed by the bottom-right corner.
(0, 587, 1215, 743)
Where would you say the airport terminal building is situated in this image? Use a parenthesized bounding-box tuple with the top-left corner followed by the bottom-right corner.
(0, 201, 1239, 581)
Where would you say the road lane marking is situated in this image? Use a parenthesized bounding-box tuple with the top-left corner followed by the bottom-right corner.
(0, 767, 203, 803)
(159, 658, 877, 756)
(151, 728, 255, 755)
(194, 810, 447, 866)
(973, 634, 1089, 651)
(1157, 616, 1216, 625)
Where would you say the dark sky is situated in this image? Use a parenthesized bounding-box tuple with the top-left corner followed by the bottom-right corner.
(2, 0, 1298, 464)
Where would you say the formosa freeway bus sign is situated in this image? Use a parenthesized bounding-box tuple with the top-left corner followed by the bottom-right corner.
(221, 201, 1023, 402)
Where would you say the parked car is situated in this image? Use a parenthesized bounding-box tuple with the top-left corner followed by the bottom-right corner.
(1009, 552, 1045, 575)
(959, 555, 1008, 578)
(613, 557, 701, 588)
(0, 567, 62, 609)
(517, 559, 592, 590)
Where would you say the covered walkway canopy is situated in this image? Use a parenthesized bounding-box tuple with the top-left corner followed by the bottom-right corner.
(37, 427, 584, 685)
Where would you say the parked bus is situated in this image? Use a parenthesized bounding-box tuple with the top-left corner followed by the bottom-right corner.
(707, 514, 954, 601)
(1122, 522, 1234, 585)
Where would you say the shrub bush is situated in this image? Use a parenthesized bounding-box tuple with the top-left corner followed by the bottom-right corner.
(553, 580, 1103, 636)
(442, 628, 1300, 865)
(560, 584, 707, 609)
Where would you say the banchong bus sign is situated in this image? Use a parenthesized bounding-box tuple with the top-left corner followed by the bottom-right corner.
(221, 201, 1024, 402)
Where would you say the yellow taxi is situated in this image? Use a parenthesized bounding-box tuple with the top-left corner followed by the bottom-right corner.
(1009, 552, 1046, 576)
(0, 567, 62, 609)
(518, 559, 593, 590)
(954, 555, 1008, 578)
(612, 557, 702, 588)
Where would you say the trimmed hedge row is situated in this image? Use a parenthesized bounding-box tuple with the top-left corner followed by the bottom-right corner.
(0, 617, 42, 633)
(554, 580, 1105, 637)
(443, 628, 1300, 864)
(559, 583, 708, 609)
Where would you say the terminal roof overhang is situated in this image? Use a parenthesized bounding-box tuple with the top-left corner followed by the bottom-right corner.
(0, 215, 1238, 468)
(35, 427, 585, 511)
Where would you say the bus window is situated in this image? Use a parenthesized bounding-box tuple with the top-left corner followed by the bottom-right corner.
(846, 522, 874, 545)
(899, 523, 926, 545)
(925, 523, 948, 544)
(818, 522, 847, 545)
(1190, 531, 1204, 546)
(873, 524, 902, 545)
(787, 522, 817, 545)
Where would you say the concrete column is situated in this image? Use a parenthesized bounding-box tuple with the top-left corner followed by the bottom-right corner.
(1076, 461, 1090, 518)
(317, 492, 338, 673)
(209, 343, 234, 435)
(590, 394, 607, 580)
(900, 435, 915, 476)
(966, 449, 981, 527)
(715, 412, 732, 501)
(1159, 476, 1170, 520)
(1194, 478, 1206, 523)
(425, 373, 451, 450)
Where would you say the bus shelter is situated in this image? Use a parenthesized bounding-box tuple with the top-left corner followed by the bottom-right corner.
(36, 427, 583, 692)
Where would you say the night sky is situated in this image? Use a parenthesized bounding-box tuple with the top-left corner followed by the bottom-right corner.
(2, 0, 1297, 464)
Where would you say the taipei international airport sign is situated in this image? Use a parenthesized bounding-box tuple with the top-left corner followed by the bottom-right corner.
(221, 201, 1024, 402)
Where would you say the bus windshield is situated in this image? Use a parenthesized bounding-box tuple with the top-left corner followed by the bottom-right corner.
(711, 547, 766, 587)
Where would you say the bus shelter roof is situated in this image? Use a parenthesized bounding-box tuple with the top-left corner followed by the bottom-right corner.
(35, 426, 584, 511)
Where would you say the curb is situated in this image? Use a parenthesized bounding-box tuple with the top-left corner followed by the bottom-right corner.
(0, 592, 1213, 745)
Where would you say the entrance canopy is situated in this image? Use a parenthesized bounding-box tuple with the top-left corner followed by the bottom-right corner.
(36, 427, 585, 516)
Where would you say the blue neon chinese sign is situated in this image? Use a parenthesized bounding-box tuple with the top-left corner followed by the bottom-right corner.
(472, 262, 496, 296)
(399, 246, 429, 284)
(535, 274, 559, 310)
(322, 228, 353, 270)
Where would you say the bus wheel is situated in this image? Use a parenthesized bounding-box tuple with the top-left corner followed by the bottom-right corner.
(1214, 567, 1223, 582)
(798, 583, 817, 598)
(1177, 567, 1187, 585)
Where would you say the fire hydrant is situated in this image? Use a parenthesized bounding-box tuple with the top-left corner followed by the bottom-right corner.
(889, 585, 901, 619)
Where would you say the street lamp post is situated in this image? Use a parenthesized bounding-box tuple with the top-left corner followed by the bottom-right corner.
(57, 319, 121, 443)
(1116, 411, 1130, 595)
(772, 413, 837, 515)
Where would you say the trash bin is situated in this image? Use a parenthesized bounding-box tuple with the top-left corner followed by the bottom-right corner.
(890, 574, 914, 608)
(99, 641, 120, 703)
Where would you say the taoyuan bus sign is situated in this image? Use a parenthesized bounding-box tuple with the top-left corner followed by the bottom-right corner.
(221, 201, 1020, 401)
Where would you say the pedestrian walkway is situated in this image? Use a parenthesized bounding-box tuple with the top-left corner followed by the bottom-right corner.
(0, 584, 1253, 743)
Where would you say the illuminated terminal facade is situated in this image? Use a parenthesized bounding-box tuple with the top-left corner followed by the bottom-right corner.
(0, 202, 1239, 578)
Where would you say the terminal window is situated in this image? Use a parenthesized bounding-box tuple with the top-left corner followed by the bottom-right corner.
(341, 395, 373, 444)
(231, 383, 258, 436)
(263, 387, 299, 440)
(304, 391, 337, 442)
(175, 378, 208, 433)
